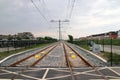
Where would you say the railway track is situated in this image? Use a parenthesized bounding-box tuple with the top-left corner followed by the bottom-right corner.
(8, 44, 58, 67)
(63, 42, 109, 80)
(1, 42, 110, 80)
(63, 42, 92, 80)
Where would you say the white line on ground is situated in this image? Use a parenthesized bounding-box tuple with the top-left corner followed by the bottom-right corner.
(41, 68, 49, 80)
(76, 45, 107, 63)
(107, 67, 120, 76)
(1, 69, 40, 80)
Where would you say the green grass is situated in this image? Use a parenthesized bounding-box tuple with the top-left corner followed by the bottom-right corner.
(72, 41, 120, 65)
(79, 45, 89, 50)
(0, 43, 51, 60)
(94, 39, 120, 46)
(101, 51, 120, 65)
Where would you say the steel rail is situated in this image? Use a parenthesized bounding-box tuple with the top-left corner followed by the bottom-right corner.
(65, 43, 109, 80)
(8, 44, 55, 67)
(30, 45, 57, 67)
(65, 43, 92, 67)
(63, 43, 76, 80)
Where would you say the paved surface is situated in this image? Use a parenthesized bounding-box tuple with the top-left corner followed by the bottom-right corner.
(0, 47, 20, 52)
(0, 67, 119, 80)
(100, 45, 120, 55)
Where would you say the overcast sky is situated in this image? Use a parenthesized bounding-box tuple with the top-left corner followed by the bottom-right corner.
(0, 0, 120, 39)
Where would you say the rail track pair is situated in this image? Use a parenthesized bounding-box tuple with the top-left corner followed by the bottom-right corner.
(7, 42, 108, 80)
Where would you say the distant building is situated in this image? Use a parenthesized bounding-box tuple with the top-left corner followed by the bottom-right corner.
(86, 31, 117, 40)
(109, 32, 117, 39)
(78, 37, 87, 40)
(117, 30, 120, 38)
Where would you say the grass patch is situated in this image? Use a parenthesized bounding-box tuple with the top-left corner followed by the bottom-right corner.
(73, 42, 120, 65)
(0, 43, 51, 60)
(79, 45, 89, 50)
(93, 39, 120, 46)
(101, 51, 120, 65)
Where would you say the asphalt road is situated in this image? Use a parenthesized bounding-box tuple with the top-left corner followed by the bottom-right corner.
(0, 47, 20, 52)
(100, 45, 120, 55)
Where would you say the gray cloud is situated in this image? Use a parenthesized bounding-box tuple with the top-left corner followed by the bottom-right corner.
(0, 0, 120, 39)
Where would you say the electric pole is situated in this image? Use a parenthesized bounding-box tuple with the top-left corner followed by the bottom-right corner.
(51, 19, 69, 41)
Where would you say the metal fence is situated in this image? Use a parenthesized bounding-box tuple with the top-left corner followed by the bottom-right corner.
(72, 39, 120, 66)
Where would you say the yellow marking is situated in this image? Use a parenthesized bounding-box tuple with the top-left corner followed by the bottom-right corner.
(71, 54, 76, 59)
(69, 51, 73, 54)
(34, 54, 40, 59)
(41, 51, 46, 54)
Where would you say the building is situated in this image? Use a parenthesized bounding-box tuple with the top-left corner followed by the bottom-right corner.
(86, 31, 117, 40)
(117, 30, 120, 38)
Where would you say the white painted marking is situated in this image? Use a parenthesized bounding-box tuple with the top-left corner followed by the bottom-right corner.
(1, 69, 40, 80)
(0, 48, 40, 64)
(107, 67, 120, 76)
(77, 46, 107, 62)
(42, 68, 49, 80)
(90, 79, 120, 80)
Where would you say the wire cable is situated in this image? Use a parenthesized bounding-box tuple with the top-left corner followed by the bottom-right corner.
(69, 0, 76, 18)
(31, 0, 51, 26)
(41, 0, 52, 19)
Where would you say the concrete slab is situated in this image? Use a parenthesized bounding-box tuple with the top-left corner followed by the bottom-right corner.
(0, 67, 119, 80)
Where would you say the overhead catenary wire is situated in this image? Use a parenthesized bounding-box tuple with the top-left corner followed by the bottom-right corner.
(65, 0, 71, 18)
(30, 0, 51, 27)
(40, 0, 52, 19)
(68, 0, 76, 18)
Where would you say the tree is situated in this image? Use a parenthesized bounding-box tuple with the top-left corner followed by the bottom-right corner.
(16, 36, 21, 40)
(8, 34, 13, 40)
(44, 36, 57, 41)
(37, 37, 44, 41)
(44, 36, 52, 40)
(68, 35, 73, 43)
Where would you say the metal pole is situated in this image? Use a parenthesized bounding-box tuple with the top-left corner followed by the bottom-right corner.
(110, 38, 113, 66)
(51, 19, 69, 41)
(103, 39, 104, 52)
(59, 20, 61, 41)
(7, 40, 9, 53)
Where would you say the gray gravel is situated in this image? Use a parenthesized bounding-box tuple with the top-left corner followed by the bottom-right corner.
(36, 44, 66, 67)
(66, 43, 107, 66)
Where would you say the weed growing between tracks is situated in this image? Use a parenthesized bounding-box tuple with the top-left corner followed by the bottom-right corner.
(0, 43, 51, 60)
